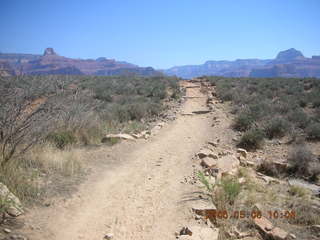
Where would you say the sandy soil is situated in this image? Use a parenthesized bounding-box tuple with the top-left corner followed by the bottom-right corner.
(21, 82, 219, 240)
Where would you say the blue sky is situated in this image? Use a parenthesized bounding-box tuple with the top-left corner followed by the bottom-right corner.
(1, 0, 319, 68)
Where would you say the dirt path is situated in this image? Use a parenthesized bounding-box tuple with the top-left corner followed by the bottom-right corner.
(22, 83, 217, 240)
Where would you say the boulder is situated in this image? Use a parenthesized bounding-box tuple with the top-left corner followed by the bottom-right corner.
(192, 200, 217, 220)
(104, 133, 135, 141)
(207, 141, 218, 147)
(200, 157, 217, 168)
(310, 225, 320, 234)
(270, 227, 288, 240)
(254, 216, 273, 233)
(237, 148, 248, 158)
(246, 160, 255, 167)
(197, 149, 218, 159)
(179, 226, 219, 240)
(0, 183, 23, 217)
(216, 155, 240, 175)
(132, 133, 143, 139)
(257, 174, 280, 184)
(151, 125, 162, 135)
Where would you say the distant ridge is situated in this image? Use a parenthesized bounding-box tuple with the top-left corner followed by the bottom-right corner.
(0, 48, 161, 77)
(163, 48, 320, 78)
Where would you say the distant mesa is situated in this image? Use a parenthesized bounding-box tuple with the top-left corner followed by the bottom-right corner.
(163, 48, 320, 79)
(43, 48, 57, 56)
(0, 48, 161, 77)
(275, 48, 304, 61)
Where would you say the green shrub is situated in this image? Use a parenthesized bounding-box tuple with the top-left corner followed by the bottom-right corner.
(219, 90, 234, 101)
(264, 117, 290, 139)
(220, 177, 241, 204)
(306, 122, 320, 140)
(288, 109, 310, 129)
(233, 111, 255, 131)
(101, 137, 120, 146)
(47, 131, 76, 149)
(198, 171, 214, 192)
(238, 128, 265, 150)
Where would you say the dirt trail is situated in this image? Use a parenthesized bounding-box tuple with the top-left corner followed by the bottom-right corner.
(23, 82, 217, 240)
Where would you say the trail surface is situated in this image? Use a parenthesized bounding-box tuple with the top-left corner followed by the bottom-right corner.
(23, 82, 216, 240)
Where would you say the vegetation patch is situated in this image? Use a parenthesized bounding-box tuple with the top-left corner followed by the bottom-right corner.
(238, 128, 265, 150)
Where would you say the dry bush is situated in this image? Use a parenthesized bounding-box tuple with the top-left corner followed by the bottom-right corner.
(287, 144, 320, 180)
(0, 80, 57, 167)
(257, 159, 280, 177)
(28, 145, 84, 177)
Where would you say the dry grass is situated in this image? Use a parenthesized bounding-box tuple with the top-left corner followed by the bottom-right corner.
(28, 144, 84, 177)
(0, 144, 84, 205)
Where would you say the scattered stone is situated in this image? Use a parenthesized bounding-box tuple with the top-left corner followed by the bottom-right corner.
(179, 226, 219, 240)
(104, 133, 135, 141)
(157, 122, 165, 127)
(181, 113, 194, 116)
(216, 155, 240, 176)
(0, 182, 23, 217)
(192, 200, 217, 220)
(5, 235, 28, 240)
(237, 148, 248, 158)
(104, 233, 114, 239)
(233, 228, 252, 238)
(238, 156, 247, 166)
(179, 227, 193, 236)
(3, 228, 11, 233)
(200, 157, 217, 169)
(288, 233, 296, 239)
(246, 161, 255, 167)
(257, 174, 280, 184)
(310, 225, 320, 234)
(254, 216, 273, 233)
(197, 149, 217, 159)
(253, 203, 263, 213)
(207, 141, 218, 147)
(238, 177, 246, 184)
(192, 110, 211, 114)
(270, 227, 288, 240)
(132, 133, 143, 139)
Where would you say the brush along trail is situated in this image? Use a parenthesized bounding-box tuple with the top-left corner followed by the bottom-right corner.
(21, 81, 234, 240)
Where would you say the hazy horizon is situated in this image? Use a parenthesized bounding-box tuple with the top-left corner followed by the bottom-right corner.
(1, 0, 320, 68)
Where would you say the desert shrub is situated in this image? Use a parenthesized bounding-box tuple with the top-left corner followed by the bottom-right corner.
(101, 137, 120, 146)
(264, 117, 290, 139)
(238, 128, 265, 150)
(233, 111, 255, 131)
(94, 89, 112, 102)
(0, 162, 40, 203)
(248, 102, 271, 120)
(288, 185, 311, 198)
(287, 145, 318, 178)
(220, 177, 241, 204)
(47, 131, 76, 149)
(306, 122, 320, 140)
(288, 109, 310, 129)
(198, 171, 214, 192)
(257, 160, 279, 177)
(289, 202, 320, 225)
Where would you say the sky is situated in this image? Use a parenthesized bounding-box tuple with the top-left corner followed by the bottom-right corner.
(1, 0, 320, 69)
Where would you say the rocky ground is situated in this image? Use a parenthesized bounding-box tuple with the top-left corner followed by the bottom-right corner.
(1, 79, 320, 240)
